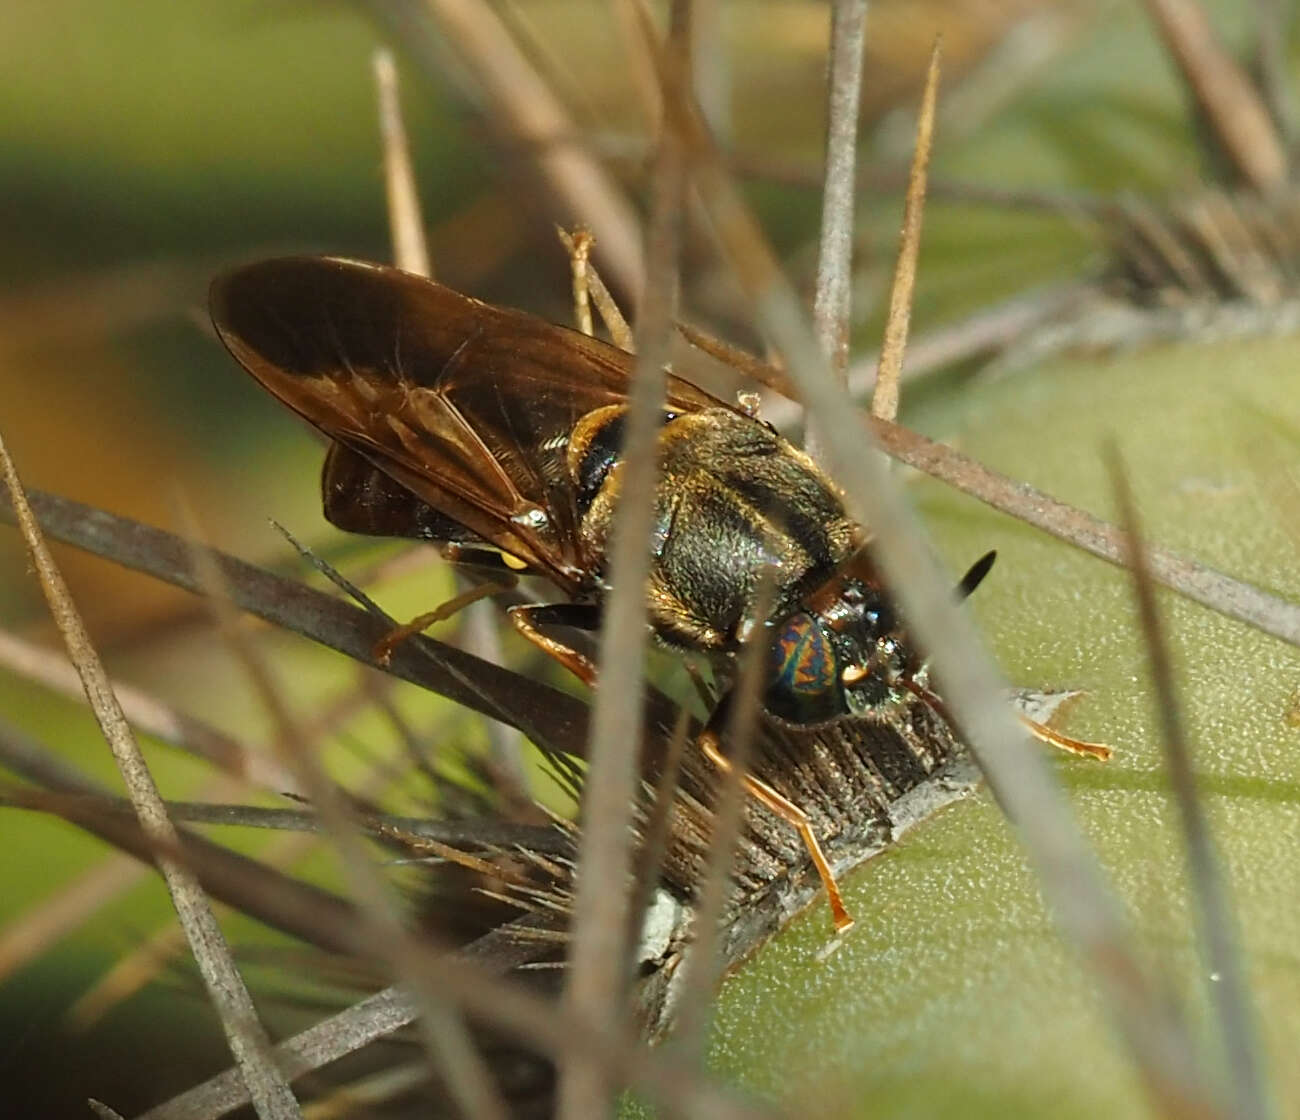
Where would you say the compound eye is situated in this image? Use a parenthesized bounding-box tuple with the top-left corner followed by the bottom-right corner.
(763, 612, 844, 724)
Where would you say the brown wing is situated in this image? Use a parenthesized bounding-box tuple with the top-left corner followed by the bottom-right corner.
(210, 256, 728, 594)
(320, 443, 487, 545)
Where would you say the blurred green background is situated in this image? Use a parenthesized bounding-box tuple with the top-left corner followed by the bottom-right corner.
(3, 1, 1299, 1117)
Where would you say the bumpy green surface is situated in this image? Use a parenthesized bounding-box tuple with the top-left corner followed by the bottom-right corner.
(635, 335, 1300, 1117)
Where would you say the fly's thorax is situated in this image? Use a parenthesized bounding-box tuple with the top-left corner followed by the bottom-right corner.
(568, 402, 864, 656)
(567, 403, 631, 514)
(567, 402, 670, 579)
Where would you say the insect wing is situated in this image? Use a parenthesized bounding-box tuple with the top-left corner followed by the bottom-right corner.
(320, 442, 488, 545)
(210, 256, 725, 592)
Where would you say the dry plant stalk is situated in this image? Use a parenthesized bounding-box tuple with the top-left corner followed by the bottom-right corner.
(634, 5, 1223, 1110)
(872, 38, 941, 423)
(1109, 450, 1270, 1120)
(1141, 0, 1287, 192)
(556, 11, 687, 1113)
(0, 435, 303, 1120)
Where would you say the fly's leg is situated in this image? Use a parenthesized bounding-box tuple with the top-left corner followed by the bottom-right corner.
(373, 578, 514, 666)
(698, 724, 855, 934)
(508, 602, 603, 687)
(511, 594, 859, 932)
(1017, 714, 1112, 761)
(899, 677, 1113, 762)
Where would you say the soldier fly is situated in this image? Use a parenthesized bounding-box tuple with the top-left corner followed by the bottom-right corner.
(211, 256, 1100, 933)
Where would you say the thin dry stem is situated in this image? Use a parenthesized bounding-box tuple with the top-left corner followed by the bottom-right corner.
(557, 8, 688, 1113)
(0, 489, 596, 754)
(0, 434, 303, 1120)
(0, 628, 301, 794)
(67, 923, 188, 1033)
(0, 719, 360, 957)
(0, 771, 246, 992)
(5, 791, 568, 850)
(183, 505, 510, 1120)
(867, 417, 1300, 649)
(676, 319, 795, 396)
(1142, 0, 1287, 192)
(872, 37, 940, 424)
(558, 225, 635, 349)
(1110, 450, 1272, 1120)
(805, 0, 868, 465)
(564, 225, 596, 336)
(357, 668, 441, 792)
(373, 42, 530, 791)
(1253, 0, 1297, 152)
(766, 283, 1086, 428)
(628, 332, 1300, 652)
(647, 42, 1223, 1114)
(811, 0, 868, 386)
(139, 948, 778, 1120)
(374, 48, 433, 279)
(673, 577, 773, 1057)
(625, 707, 691, 982)
(412, 0, 645, 294)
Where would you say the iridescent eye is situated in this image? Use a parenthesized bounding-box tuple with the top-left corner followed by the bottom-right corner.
(763, 612, 844, 724)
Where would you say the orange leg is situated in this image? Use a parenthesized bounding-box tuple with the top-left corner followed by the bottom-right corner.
(700, 731, 854, 934)
(506, 603, 601, 687)
(900, 678, 1112, 762)
(507, 602, 853, 932)
(372, 580, 510, 666)
(1018, 714, 1112, 761)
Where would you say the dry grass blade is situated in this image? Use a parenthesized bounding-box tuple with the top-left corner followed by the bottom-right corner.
(559, 225, 635, 349)
(872, 37, 940, 424)
(0, 434, 303, 1120)
(646, 43, 1223, 1115)
(557, 9, 688, 1114)
(374, 47, 432, 280)
(373, 0, 645, 295)
(1109, 448, 1273, 1120)
(183, 508, 510, 1120)
(0, 628, 301, 793)
(0, 719, 362, 956)
(0, 488, 595, 755)
(868, 417, 1300, 649)
(1142, 0, 1287, 192)
(811, 0, 868, 386)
